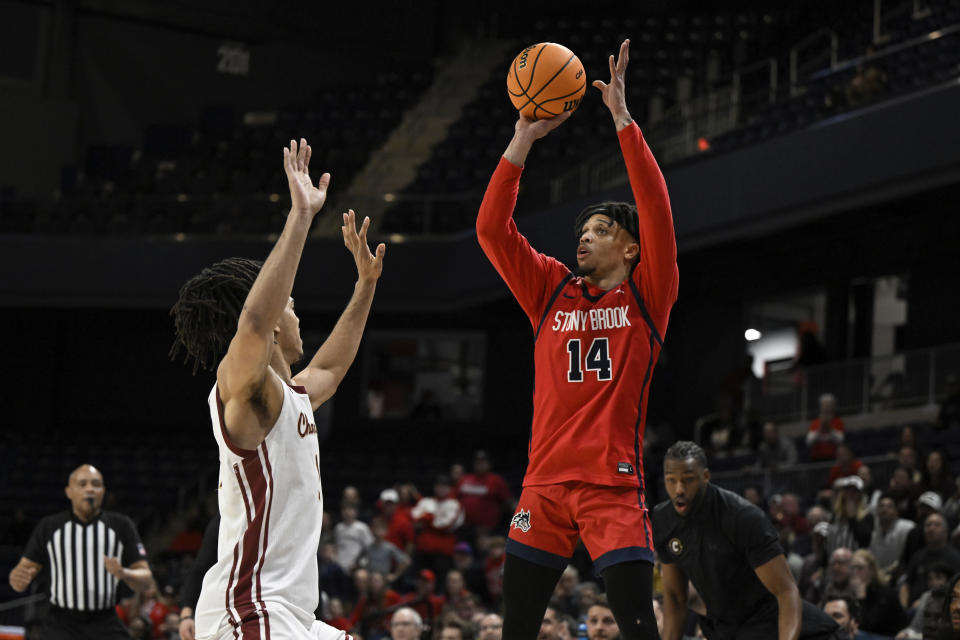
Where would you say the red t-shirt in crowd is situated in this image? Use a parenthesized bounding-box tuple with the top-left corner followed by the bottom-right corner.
(807, 417, 845, 460)
(476, 122, 678, 490)
(385, 507, 415, 551)
(457, 472, 512, 528)
(828, 458, 863, 486)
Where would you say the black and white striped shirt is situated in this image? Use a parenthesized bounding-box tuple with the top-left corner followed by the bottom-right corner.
(23, 510, 148, 611)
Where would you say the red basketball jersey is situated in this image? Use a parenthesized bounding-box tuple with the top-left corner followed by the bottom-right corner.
(477, 122, 678, 490)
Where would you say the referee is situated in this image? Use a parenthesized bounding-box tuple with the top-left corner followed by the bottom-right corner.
(7, 464, 153, 639)
(653, 442, 841, 640)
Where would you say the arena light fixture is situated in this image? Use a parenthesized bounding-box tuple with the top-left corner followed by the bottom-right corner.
(744, 328, 762, 341)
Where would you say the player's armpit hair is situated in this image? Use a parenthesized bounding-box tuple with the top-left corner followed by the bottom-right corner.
(573, 201, 640, 243)
(664, 441, 708, 468)
(169, 257, 263, 374)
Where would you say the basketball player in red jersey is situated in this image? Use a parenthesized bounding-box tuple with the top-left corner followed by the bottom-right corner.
(171, 139, 384, 640)
(476, 40, 677, 640)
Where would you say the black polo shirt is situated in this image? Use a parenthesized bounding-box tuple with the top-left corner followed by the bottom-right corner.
(23, 510, 147, 612)
(653, 483, 839, 640)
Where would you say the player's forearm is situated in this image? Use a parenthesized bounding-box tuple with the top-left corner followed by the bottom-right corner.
(119, 566, 153, 593)
(609, 106, 633, 132)
(239, 210, 313, 336)
(661, 598, 687, 640)
(775, 589, 802, 640)
(304, 279, 377, 381)
(503, 130, 536, 166)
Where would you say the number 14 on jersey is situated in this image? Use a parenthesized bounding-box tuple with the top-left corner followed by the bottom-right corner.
(566, 338, 612, 382)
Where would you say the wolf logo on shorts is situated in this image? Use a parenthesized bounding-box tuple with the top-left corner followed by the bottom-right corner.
(511, 509, 532, 532)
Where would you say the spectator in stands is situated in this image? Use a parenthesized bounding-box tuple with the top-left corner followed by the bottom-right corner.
(358, 570, 403, 639)
(801, 522, 832, 600)
(477, 613, 503, 640)
(944, 479, 960, 530)
(320, 540, 352, 603)
(456, 450, 513, 535)
(929, 571, 960, 640)
(484, 536, 506, 605)
(324, 597, 353, 634)
(846, 46, 887, 107)
(922, 449, 955, 500)
(379, 488, 416, 556)
(889, 467, 921, 523)
(937, 374, 960, 432)
(901, 513, 960, 609)
(555, 613, 577, 640)
(538, 605, 563, 640)
(756, 421, 798, 470)
(585, 595, 620, 640)
(870, 493, 916, 575)
(902, 492, 946, 569)
(575, 582, 601, 620)
(822, 593, 887, 640)
(441, 617, 473, 640)
(336, 505, 375, 572)
(900, 446, 924, 485)
(390, 607, 424, 640)
(401, 569, 445, 628)
(827, 476, 874, 554)
(828, 445, 864, 487)
(807, 547, 854, 605)
(552, 565, 580, 617)
(850, 549, 907, 636)
(742, 486, 765, 511)
(895, 564, 953, 639)
(451, 463, 466, 487)
(444, 569, 471, 607)
(807, 393, 845, 461)
(363, 517, 411, 585)
(412, 475, 464, 583)
(857, 465, 882, 513)
(452, 542, 488, 603)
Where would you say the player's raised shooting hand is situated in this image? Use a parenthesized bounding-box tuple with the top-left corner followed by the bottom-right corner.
(515, 111, 572, 142)
(284, 138, 330, 217)
(592, 39, 633, 130)
(342, 209, 385, 283)
(504, 112, 571, 166)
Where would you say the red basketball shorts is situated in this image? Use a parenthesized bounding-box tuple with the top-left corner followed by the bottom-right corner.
(505, 481, 655, 574)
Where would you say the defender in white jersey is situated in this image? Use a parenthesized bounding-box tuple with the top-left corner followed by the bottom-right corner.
(171, 138, 385, 640)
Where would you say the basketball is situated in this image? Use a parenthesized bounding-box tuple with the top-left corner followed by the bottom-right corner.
(507, 42, 586, 120)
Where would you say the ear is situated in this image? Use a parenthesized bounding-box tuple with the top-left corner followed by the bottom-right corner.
(624, 240, 639, 263)
(703, 468, 711, 483)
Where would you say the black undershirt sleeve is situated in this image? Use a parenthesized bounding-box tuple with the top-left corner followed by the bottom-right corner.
(22, 519, 48, 564)
(180, 514, 220, 610)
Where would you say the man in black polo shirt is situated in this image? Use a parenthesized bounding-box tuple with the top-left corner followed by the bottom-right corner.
(7, 463, 153, 639)
(652, 442, 841, 640)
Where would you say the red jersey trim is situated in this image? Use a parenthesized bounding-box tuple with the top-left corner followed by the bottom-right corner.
(216, 386, 259, 459)
(286, 383, 308, 395)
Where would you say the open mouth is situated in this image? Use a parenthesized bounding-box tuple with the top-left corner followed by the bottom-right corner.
(577, 247, 589, 258)
(673, 500, 688, 514)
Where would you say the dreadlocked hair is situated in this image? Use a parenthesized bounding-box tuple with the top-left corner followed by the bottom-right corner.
(169, 257, 263, 374)
(573, 201, 640, 244)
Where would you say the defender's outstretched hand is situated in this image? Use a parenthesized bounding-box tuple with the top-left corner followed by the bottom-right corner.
(342, 209, 385, 283)
(284, 138, 330, 216)
(592, 39, 633, 129)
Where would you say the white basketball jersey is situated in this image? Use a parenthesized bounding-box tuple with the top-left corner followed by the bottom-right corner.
(195, 381, 323, 639)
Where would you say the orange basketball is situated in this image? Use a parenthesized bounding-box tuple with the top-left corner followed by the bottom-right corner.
(506, 42, 586, 120)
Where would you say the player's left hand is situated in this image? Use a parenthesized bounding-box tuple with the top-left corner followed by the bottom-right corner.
(592, 39, 630, 120)
(103, 555, 124, 580)
(342, 209, 386, 283)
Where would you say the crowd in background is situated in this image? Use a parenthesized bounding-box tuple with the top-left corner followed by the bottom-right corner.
(7, 391, 960, 640)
